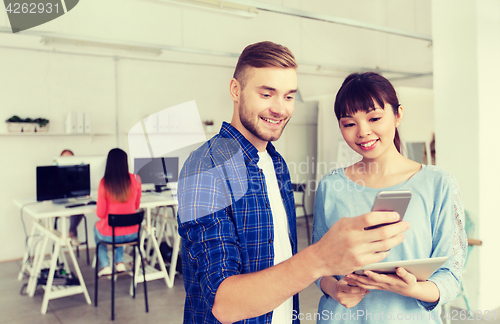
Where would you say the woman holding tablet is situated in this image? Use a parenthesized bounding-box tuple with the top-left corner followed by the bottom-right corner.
(312, 72, 467, 323)
(94, 148, 142, 276)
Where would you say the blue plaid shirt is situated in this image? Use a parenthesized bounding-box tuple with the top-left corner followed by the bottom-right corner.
(177, 122, 299, 324)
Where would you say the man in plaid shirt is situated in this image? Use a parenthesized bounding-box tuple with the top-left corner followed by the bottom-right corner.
(177, 41, 409, 324)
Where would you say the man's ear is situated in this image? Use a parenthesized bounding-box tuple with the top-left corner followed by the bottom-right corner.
(229, 78, 241, 102)
(395, 105, 403, 127)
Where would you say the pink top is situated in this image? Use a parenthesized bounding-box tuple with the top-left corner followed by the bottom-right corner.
(95, 173, 142, 237)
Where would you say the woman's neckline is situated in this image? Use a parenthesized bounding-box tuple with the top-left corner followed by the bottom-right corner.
(340, 164, 425, 190)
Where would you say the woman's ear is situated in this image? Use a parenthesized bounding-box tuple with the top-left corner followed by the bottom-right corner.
(395, 105, 403, 127)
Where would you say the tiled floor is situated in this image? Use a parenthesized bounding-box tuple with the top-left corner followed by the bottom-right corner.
(1, 219, 498, 323)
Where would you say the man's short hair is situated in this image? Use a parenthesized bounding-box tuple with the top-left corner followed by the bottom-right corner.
(233, 41, 297, 89)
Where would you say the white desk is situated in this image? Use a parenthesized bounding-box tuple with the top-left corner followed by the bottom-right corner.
(131, 192, 180, 289)
(15, 191, 179, 314)
(14, 199, 94, 314)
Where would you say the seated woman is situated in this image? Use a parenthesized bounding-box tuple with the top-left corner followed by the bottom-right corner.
(95, 148, 142, 276)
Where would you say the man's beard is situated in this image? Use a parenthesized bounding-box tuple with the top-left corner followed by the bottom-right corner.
(238, 93, 289, 143)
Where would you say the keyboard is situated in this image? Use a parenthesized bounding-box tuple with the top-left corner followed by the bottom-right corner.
(65, 203, 86, 208)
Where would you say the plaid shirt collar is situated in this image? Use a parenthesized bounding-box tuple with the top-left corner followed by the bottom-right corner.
(219, 121, 279, 164)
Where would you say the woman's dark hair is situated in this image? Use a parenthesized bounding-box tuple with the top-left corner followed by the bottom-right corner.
(334, 72, 402, 153)
(103, 148, 131, 202)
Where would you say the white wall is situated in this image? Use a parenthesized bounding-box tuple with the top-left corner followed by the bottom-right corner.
(396, 87, 434, 143)
(0, 0, 433, 262)
(274, 100, 318, 217)
(433, 0, 500, 311)
(476, 0, 500, 311)
(396, 86, 434, 162)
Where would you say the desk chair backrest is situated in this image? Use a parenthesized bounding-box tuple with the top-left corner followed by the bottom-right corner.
(291, 183, 307, 194)
(464, 210, 475, 261)
(108, 210, 144, 242)
(291, 183, 307, 209)
(108, 210, 144, 227)
(445, 210, 481, 316)
(463, 210, 482, 263)
(291, 183, 310, 245)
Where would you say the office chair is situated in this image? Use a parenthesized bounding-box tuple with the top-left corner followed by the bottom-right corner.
(291, 183, 311, 245)
(442, 211, 482, 324)
(94, 210, 149, 321)
(54, 214, 90, 264)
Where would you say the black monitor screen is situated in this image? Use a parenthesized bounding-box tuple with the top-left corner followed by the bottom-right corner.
(134, 157, 179, 186)
(36, 165, 91, 201)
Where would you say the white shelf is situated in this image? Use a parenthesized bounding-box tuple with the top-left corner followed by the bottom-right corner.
(0, 132, 114, 136)
(126, 132, 206, 135)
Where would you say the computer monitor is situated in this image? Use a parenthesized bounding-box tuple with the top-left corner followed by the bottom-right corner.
(36, 164, 91, 202)
(134, 157, 179, 192)
(54, 155, 106, 190)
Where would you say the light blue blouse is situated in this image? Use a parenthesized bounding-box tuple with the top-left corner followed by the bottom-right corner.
(312, 165, 467, 323)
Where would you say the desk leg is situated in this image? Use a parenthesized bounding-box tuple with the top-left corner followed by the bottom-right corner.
(59, 241, 71, 273)
(149, 232, 172, 288)
(168, 221, 181, 285)
(130, 229, 147, 296)
(28, 234, 49, 297)
(65, 241, 92, 305)
(146, 211, 157, 263)
(145, 239, 152, 263)
(18, 225, 37, 281)
(41, 241, 60, 314)
(145, 208, 157, 263)
(137, 225, 172, 288)
(150, 216, 166, 267)
(130, 205, 177, 291)
(145, 232, 154, 263)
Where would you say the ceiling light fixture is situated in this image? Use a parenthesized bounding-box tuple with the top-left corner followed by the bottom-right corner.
(40, 36, 163, 56)
(149, 0, 258, 18)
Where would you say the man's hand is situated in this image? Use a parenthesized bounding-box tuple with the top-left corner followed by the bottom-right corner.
(313, 211, 409, 277)
(212, 212, 409, 323)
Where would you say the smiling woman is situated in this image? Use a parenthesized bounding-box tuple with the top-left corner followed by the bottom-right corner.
(311, 72, 468, 324)
(334, 72, 403, 154)
(339, 102, 401, 159)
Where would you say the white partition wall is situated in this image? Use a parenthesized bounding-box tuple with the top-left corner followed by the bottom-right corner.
(396, 87, 434, 163)
(433, 0, 500, 311)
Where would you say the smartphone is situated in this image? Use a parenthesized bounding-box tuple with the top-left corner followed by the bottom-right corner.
(366, 191, 412, 230)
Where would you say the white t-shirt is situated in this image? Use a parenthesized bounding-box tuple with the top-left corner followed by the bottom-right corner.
(257, 151, 293, 324)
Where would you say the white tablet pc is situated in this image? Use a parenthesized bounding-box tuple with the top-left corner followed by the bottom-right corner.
(353, 257, 449, 281)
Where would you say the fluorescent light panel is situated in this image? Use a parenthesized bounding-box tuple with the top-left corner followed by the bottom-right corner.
(153, 0, 258, 18)
(40, 37, 163, 56)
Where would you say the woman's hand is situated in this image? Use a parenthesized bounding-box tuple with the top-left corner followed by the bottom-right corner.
(320, 276, 369, 308)
(344, 268, 440, 303)
(344, 267, 418, 297)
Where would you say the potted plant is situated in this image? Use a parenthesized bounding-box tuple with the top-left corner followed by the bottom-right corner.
(203, 120, 214, 132)
(33, 118, 50, 132)
(6, 115, 50, 132)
